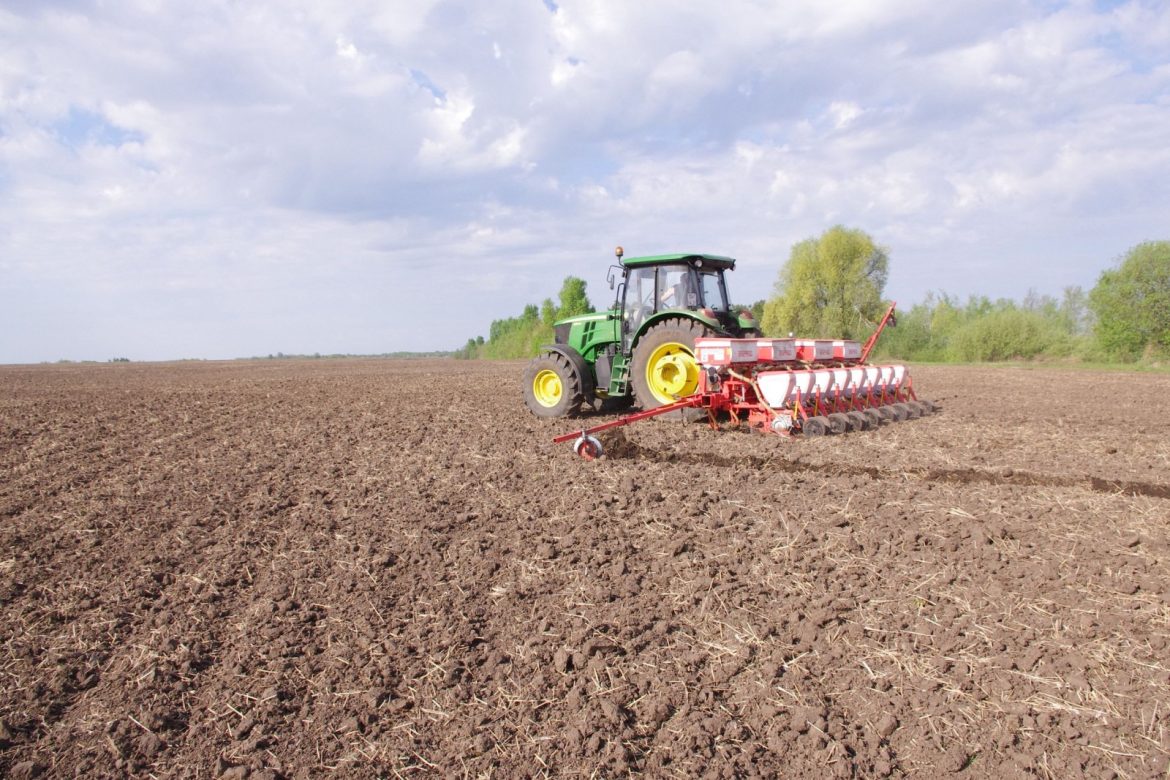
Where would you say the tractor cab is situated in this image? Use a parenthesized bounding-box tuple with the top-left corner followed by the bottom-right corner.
(614, 250, 739, 350)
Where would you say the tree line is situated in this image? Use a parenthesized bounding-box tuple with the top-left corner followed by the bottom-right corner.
(453, 277, 592, 359)
(458, 229, 1170, 365)
(764, 228, 1169, 364)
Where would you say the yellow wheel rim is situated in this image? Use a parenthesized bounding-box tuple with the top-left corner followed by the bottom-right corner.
(645, 342, 699, 404)
(533, 369, 563, 407)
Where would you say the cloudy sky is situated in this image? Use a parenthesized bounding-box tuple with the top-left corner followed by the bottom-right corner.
(2, 0, 1168, 362)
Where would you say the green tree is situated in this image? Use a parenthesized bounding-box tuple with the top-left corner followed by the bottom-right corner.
(452, 338, 480, 359)
(1088, 241, 1170, 360)
(1058, 286, 1093, 337)
(741, 299, 766, 325)
(762, 226, 889, 339)
(555, 276, 591, 319)
(461, 276, 594, 360)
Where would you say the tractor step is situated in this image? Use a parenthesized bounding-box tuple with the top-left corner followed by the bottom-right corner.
(608, 353, 631, 396)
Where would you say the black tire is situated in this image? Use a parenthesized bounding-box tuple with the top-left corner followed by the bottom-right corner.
(630, 317, 715, 420)
(863, 409, 883, 428)
(522, 351, 584, 418)
(802, 416, 828, 436)
(846, 410, 871, 431)
(826, 413, 850, 434)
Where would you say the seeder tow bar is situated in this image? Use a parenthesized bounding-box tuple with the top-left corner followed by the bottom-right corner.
(554, 302, 937, 459)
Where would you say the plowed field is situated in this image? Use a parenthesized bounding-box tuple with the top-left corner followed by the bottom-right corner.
(2, 359, 1169, 778)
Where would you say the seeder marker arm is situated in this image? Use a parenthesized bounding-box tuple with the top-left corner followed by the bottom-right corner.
(550, 395, 705, 445)
(860, 301, 898, 364)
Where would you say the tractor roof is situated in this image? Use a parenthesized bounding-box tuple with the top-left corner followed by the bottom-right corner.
(621, 253, 736, 270)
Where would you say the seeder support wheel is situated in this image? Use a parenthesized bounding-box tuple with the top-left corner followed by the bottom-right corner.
(802, 416, 828, 436)
(846, 411, 871, 431)
(573, 435, 604, 460)
(826, 413, 850, 434)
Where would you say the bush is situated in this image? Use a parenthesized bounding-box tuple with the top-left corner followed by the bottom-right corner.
(871, 289, 1094, 364)
(946, 308, 1060, 361)
(1088, 241, 1170, 360)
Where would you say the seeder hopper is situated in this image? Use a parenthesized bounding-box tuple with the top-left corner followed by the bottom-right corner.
(554, 303, 936, 459)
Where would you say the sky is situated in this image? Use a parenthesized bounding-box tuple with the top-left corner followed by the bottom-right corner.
(1, 0, 1169, 363)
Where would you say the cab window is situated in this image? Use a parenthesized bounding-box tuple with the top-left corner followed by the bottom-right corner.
(623, 267, 656, 331)
(656, 267, 697, 310)
(699, 271, 728, 311)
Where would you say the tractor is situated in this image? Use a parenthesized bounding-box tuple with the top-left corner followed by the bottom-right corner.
(523, 247, 761, 418)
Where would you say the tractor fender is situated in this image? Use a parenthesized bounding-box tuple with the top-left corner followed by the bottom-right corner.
(633, 311, 725, 347)
(538, 344, 596, 399)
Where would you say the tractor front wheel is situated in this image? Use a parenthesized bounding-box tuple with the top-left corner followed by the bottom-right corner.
(631, 317, 715, 417)
(522, 351, 584, 418)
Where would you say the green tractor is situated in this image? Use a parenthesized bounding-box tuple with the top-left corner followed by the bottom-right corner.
(523, 247, 761, 418)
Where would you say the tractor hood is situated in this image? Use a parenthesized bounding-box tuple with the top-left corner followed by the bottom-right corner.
(554, 311, 612, 329)
(553, 310, 615, 346)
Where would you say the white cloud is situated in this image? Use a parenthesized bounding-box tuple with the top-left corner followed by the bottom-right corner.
(1, 0, 1169, 361)
(828, 101, 864, 129)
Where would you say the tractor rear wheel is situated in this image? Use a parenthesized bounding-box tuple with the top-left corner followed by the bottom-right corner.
(522, 351, 584, 418)
(631, 317, 715, 418)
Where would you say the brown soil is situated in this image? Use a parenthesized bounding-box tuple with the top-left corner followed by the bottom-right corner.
(1, 359, 1168, 778)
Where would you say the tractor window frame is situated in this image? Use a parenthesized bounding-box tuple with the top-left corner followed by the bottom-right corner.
(622, 266, 657, 335)
(698, 270, 730, 312)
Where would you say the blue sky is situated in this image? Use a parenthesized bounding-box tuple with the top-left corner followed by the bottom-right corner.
(2, 0, 1169, 362)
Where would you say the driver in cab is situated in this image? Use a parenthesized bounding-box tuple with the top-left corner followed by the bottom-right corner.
(659, 275, 695, 309)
